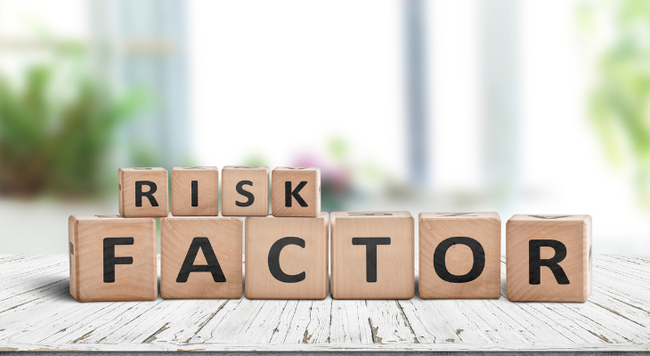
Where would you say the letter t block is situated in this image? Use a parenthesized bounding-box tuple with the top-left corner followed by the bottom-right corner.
(118, 167, 169, 217)
(272, 167, 320, 217)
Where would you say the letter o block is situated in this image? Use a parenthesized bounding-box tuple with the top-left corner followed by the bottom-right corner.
(222, 166, 269, 216)
(118, 167, 169, 217)
(419, 212, 501, 299)
(271, 167, 320, 217)
(506, 214, 592, 302)
(171, 166, 219, 216)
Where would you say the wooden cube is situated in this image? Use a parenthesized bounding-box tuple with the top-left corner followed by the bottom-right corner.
(68, 214, 157, 302)
(244, 213, 329, 299)
(118, 167, 169, 217)
(221, 166, 269, 216)
(331, 211, 414, 299)
(161, 215, 243, 299)
(271, 167, 320, 217)
(506, 214, 592, 302)
(419, 212, 501, 299)
(171, 166, 219, 216)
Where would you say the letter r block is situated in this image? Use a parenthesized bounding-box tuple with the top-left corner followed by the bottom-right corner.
(506, 214, 592, 302)
(171, 166, 219, 216)
(68, 214, 157, 302)
(331, 212, 414, 299)
(118, 167, 169, 217)
(222, 166, 269, 216)
(271, 167, 320, 217)
(419, 212, 501, 299)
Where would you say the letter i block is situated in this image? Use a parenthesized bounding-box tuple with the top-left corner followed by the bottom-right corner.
(222, 166, 269, 216)
(419, 212, 501, 299)
(161, 216, 243, 299)
(68, 214, 157, 302)
(171, 166, 219, 216)
(118, 167, 169, 217)
(331, 212, 414, 299)
(244, 213, 329, 299)
(506, 214, 592, 302)
(271, 167, 320, 217)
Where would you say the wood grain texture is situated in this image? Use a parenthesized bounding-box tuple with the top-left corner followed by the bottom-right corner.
(419, 212, 501, 299)
(221, 166, 269, 216)
(118, 167, 169, 217)
(171, 166, 219, 216)
(506, 214, 592, 302)
(245, 213, 329, 299)
(271, 167, 320, 217)
(68, 215, 157, 302)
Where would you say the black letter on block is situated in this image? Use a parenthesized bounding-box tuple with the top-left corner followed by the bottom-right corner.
(434, 236, 485, 283)
(177, 237, 226, 283)
(103, 237, 134, 283)
(268, 237, 306, 283)
(352, 237, 391, 283)
(191, 180, 199, 207)
(529, 240, 570, 285)
(285, 181, 308, 207)
(236, 180, 255, 207)
(135, 181, 159, 207)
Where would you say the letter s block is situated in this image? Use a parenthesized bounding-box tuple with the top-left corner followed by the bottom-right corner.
(171, 166, 219, 216)
(118, 167, 169, 217)
(419, 212, 501, 299)
(506, 214, 592, 302)
(68, 214, 157, 302)
(271, 167, 320, 217)
(222, 166, 269, 216)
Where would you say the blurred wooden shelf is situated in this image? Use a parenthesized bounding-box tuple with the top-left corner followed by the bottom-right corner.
(0, 254, 649, 353)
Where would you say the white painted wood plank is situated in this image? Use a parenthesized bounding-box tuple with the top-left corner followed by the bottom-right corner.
(328, 299, 373, 344)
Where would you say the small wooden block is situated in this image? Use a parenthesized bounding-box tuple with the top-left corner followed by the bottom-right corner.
(331, 211, 414, 299)
(161, 215, 243, 299)
(506, 214, 592, 302)
(171, 166, 219, 216)
(68, 214, 157, 302)
(271, 167, 320, 217)
(118, 167, 169, 217)
(221, 166, 269, 216)
(419, 212, 501, 299)
(244, 213, 329, 299)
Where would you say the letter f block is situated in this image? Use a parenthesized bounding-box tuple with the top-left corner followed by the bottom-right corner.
(119, 167, 169, 217)
(271, 167, 320, 217)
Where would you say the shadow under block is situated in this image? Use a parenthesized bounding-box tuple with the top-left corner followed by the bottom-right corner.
(118, 167, 169, 217)
(68, 214, 157, 302)
(171, 166, 219, 216)
(221, 166, 269, 216)
(419, 212, 501, 299)
(271, 167, 320, 217)
(506, 214, 592, 302)
(331, 211, 414, 300)
(161, 215, 243, 299)
(245, 213, 329, 299)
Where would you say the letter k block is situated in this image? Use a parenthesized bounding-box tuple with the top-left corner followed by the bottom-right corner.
(271, 167, 320, 217)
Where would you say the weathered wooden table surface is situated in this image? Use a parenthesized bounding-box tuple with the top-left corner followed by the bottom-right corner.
(0, 254, 649, 353)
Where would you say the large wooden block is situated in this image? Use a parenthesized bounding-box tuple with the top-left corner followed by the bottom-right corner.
(68, 214, 157, 302)
(118, 167, 169, 217)
(245, 213, 329, 299)
(419, 212, 501, 299)
(221, 166, 269, 216)
(161, 215, 243, 299)
(271, 167, 320, 217)
(506, 214, 592, 302)
(331, 211, 414, 299)
(171, 166, 219, 216)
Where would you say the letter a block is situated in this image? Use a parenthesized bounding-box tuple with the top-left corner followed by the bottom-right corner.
(68, 214, 157, 302)
(161, 216, 243, 299)
(331, 212, 414, 299)
(222, 166, 269, 216)
(245, 213, 329, 299)
(171, 166, 219, 216)
(118, 167, 169, 217)
(419, 212, 501, 299)
(506, 214, 592, 302)
(271, 167, 320, 217)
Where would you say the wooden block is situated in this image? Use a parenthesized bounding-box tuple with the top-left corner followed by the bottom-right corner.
(118, 167, 169, 217)
(271, 167, 320, 217)
(331, 211, 414, 299)
(419, 212, 501, 299)
(161, 215, 243, 299)
(68, 214, 157, 302)
(244, 213, 329, 299)
(171, 166, 219, 216)
(506, 214, 592, 302)
(221, 166, 269, 216)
